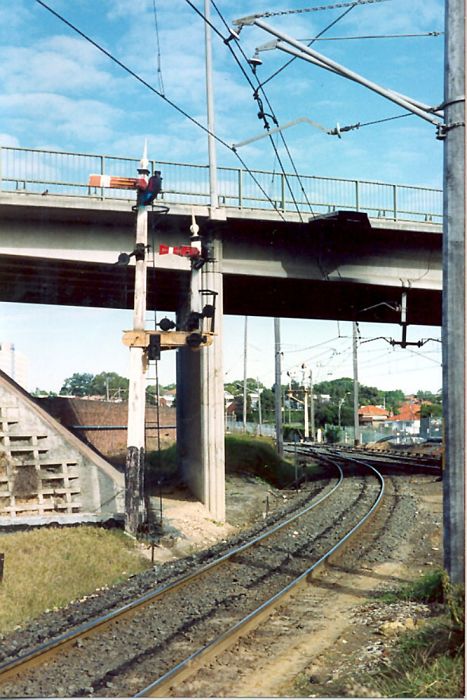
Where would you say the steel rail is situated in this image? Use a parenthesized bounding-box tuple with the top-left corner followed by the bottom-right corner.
(0, 462, 343, 684)
(135, 454, 384, 697)
(323, 445, 442, 473)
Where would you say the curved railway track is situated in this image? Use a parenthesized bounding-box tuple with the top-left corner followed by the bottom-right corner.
(312, 444, 442, 474)
(0, 452, 385, 698)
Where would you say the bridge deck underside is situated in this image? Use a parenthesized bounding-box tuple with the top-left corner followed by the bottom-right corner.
(0, 253, 440, 326)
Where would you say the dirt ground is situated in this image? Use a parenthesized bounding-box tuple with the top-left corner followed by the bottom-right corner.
(141, 473, 292, 562)
(139, 472, 444, 697)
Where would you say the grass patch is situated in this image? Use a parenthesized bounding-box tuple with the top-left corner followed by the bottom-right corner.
(145, 443, 178, 486)
(145, 435, 329, 489)
(367, 618, 464, 698)
(380, 568, 445, 604)
(367, 571, 465, 698)
(225, 434, 294, 487)
(225, 434, 325, 487)
(0, 526, 150, 634)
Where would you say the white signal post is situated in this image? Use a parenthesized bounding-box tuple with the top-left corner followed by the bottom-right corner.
(125, 145, 150, 536)
(89, 144, 151, 535)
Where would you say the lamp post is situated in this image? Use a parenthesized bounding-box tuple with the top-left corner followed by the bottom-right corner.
(338, 391, 351, 428)
(338, 397, 345, 428)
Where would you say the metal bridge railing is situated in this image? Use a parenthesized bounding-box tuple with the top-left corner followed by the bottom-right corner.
(0, 145, 442, 224)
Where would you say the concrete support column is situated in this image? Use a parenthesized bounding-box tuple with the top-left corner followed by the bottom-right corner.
(176, 239, 225, 521)
(442, 0, 465, 585)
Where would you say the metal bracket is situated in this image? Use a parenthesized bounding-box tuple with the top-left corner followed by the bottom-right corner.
(436, 121, 465, 140)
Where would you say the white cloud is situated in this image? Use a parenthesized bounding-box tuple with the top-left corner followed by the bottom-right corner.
(0, 93, 123, 147)
(0, 35, 121, 96)
(0, 134, 21, 148)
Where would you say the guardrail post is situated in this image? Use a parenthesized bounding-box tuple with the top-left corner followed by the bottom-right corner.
(100, 155, 105, 200)
(280, 173, 286, 210)
(237, 168, 243, 208)
(355, 180, 360, 211)
(392, 184, 398, 220)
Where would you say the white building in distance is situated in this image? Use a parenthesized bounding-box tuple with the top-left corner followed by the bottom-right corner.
(0, 342, 29, 389)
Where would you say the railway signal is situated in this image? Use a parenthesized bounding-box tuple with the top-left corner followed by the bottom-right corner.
(88, 146, 216, 535)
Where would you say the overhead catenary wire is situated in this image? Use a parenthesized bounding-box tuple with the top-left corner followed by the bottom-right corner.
(255, 3, 359, 91)
(152, 0, 165, 95)
(299, 31, 444, 41)
(212, 0, 327, 219)
(261, 0, 392, 17)
(34, 0, 289, 222)
(191, 0, 313, 221)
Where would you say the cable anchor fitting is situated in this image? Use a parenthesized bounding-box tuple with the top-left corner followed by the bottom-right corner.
(436, 121, 465, 140)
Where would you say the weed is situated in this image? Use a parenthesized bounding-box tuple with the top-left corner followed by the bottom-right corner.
(369, 571, 465, 698)
(367, 621, 464, 698)
(380, 568, 445, 604)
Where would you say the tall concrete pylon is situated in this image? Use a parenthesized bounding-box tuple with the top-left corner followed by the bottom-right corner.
(442, 0, 465, 585)
(176, 237, 225, 521)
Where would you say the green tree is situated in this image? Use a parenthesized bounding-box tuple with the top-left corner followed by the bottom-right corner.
(383, 389, 405, 414)
(420, 403, 443, 418)
(91, 372, 129, 400)
(417, 390, 442, 404)
(32, 388, 57, 397)
(259, 388, 275, 421)
(59, 372, 94, 397)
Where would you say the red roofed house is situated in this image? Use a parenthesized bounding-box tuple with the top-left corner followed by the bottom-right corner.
(384, 399, 431, 435)
(358, 405, 390, 427)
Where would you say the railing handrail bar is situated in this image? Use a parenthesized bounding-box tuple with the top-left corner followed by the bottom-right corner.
(0, 144, 443, 194)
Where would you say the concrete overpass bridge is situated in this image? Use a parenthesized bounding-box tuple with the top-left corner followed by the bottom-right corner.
(0, 146, 442, 324)
(0, 146, 443, 520)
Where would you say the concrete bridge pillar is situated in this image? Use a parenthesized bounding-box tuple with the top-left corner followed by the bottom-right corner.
(176, 239, 225, 521)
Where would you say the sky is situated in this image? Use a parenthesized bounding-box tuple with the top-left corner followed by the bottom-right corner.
(0, 0, 444, 395)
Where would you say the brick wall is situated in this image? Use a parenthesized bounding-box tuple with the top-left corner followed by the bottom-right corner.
(38, 397, 176, 458)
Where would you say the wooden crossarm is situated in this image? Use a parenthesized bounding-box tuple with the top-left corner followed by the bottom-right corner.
(122, 330, 214, 351)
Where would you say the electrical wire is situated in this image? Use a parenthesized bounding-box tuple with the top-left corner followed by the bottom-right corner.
(34, 0, 288, 222)
(34, 1, 230, 150)
(152, 0, 165, 96)
(354, 112, 414, 129)
(257, 3, 358, 91)
(299, 31, 444, 41)
(208, 0, 315, 221)
(184, 0, 309, 221)
(262, 0, 392, 17)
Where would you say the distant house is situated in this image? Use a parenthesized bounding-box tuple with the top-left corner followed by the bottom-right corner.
(383, 399, 430, 435)
(358, 405, 390, 427)
(160, 388, 176, 408)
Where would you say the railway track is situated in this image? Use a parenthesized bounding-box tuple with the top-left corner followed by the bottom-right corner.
(0, 452, 385, 698)
(306, 444, 442, 474)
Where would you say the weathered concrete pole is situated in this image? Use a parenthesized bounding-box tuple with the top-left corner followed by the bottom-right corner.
(176, 238, 225, 521)
(274, 318, 284, 456)
(125, 144, 150, 536)
(200, 244, 225, 521)
(175, 4, 226, 521)
(352, 321, 360, 446)
(442, 0, 465, 585)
